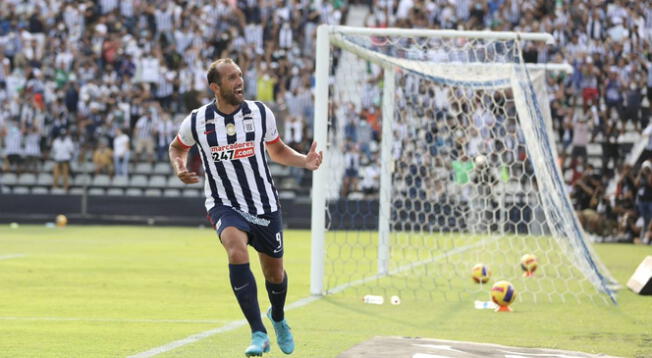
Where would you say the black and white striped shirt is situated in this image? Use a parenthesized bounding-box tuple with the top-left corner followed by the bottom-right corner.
(177, 100, 281, 215)
(155, 8, 174, 33)
(120, 0, 135, 17)
(23, 131, 41, 156)
(155, 68, 175, 98)
(4, 122, 23, 155)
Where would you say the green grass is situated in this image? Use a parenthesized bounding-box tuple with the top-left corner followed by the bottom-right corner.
(0, 225, 651, 357)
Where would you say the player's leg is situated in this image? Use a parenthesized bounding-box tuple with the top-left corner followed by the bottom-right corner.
(210, 207, 269, 356)
(250, 209, 294, 355)
(258, 252, 294, 354)
(252, 213, 287, 320)
(258, 253, 287, 320)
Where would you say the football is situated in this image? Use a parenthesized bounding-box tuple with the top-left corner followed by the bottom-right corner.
(471, 263, 491, 283)
(520, 254, 538, 277)
(56, 214, 68, 228)
(491, 280, 516, 310)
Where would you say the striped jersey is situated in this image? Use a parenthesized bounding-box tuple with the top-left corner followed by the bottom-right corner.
(177, 100, 281, 215)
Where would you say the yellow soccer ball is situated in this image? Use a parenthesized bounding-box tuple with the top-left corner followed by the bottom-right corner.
(56, 214, 68, 228)
(471, 263, 491, 284)
(491, 280, 516, 308)
(520, 254, 538, 276)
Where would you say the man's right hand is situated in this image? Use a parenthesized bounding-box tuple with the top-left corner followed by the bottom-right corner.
(175, 157, 200, 184)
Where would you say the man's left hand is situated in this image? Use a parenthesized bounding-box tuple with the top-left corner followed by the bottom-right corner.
(305, 141, 323, 171)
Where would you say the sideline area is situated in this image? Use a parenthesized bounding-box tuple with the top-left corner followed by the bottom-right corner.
(337, 337, 621, 358)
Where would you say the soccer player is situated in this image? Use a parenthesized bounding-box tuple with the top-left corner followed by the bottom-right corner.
(168, 58, 322, 356)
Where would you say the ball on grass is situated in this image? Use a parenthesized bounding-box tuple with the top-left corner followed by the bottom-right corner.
(56, 214, 68, 228)
(491, 280, 516, 307)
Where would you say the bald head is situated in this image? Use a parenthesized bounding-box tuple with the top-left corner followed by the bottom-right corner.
(207, 58, 236, 85)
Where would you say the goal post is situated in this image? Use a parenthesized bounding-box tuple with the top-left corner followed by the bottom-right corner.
(310, 24, 330, 296)
(310, 25, 617, 304)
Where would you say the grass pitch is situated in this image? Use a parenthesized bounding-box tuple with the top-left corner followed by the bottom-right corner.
(0, 225, 651, 357)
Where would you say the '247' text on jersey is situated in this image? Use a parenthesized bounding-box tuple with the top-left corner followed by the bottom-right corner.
(177, 100, 281, 215)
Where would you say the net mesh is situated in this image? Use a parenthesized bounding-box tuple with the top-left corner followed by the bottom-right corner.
(317, 30, 615, 304)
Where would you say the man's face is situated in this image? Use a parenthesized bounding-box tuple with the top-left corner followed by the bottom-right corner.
(216, 63, 244, 106)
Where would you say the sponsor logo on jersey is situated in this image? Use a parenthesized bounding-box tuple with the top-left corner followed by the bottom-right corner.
(210, 142, 255, 162)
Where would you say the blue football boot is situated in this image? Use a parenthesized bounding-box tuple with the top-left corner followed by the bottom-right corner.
(244, 331, 270, 357)
(266, 308, 295, 354)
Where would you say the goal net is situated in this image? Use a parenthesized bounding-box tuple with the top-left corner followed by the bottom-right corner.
(310, 25, 617, 304)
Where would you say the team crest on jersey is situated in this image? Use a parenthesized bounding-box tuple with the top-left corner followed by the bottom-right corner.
(244, 119, 255, 133)
(210, 142, 255, 162)
(226, 123, 236, 136)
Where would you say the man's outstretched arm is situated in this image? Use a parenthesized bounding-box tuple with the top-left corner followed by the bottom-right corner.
(266, 139, 323, 171)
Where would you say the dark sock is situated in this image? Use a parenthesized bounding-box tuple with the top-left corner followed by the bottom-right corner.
(265, 271, 288, 322)
(229, 263, 266, 333)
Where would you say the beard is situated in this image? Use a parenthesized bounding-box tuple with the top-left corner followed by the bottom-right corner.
(220, 87, 244, 106)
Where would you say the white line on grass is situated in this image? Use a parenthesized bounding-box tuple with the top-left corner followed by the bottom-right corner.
(0, 317, 229, 324)
(0, 254, 25, 261)
(127, 238, 494, 358)
(127, 296, 319, 358)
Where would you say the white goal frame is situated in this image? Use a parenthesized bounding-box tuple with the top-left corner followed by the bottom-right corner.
(309, 25, 614, 302)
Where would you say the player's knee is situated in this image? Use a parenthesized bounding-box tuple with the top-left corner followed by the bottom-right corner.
(226, 246, 248, 263)
(220, 227, 249, 263)
(264, 267, 285, 283)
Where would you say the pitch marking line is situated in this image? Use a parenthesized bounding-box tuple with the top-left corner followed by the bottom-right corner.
(0, 254, 26, 261)
(128, 238, 493, 358)
(0, 317, 229, 324)
(127, 295, 320, 358)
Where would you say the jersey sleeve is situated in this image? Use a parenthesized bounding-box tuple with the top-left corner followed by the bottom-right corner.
(176, 114, 195, 148)
(263, 105, 281, 144)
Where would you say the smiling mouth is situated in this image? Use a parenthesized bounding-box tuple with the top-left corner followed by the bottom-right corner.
(234, 88, 244, 95)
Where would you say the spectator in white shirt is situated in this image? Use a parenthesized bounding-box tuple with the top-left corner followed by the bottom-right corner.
(113, 127, 131, 176)
(155, 113, 176, 162)
(2, 118, 23, 173)
(51, 130, 75, 191)
(134, 104, 157, 163)
(571, 115, 592, 166)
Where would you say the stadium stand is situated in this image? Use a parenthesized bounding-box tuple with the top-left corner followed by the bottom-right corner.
(0, 0, 650, 242)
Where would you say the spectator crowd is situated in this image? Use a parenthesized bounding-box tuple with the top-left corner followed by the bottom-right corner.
(0, 0, 337, 187)
(333, 0, 652, 243)
(0, 0, 651, 243)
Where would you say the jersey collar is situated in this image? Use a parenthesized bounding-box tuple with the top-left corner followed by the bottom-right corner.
(211, 100, 242, 117)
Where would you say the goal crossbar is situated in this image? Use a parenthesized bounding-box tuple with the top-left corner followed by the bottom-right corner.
(326, 25, 555, 43)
